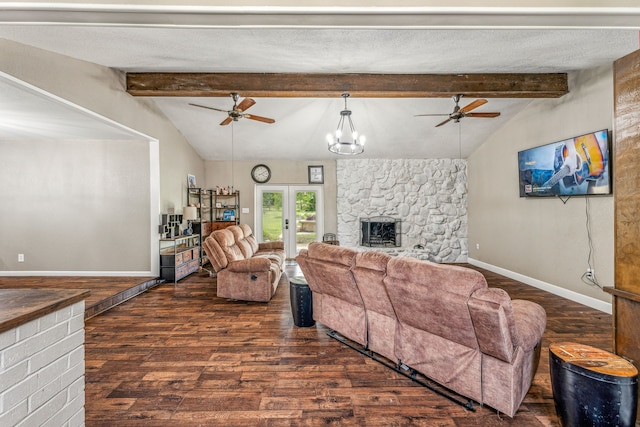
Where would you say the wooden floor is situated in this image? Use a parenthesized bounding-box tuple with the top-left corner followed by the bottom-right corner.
(77, 262, 612, 426)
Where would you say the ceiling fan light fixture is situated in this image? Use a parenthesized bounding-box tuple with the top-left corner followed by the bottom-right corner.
(328, 93, 365, 156)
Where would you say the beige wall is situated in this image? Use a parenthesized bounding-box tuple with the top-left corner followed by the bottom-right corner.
(0, 39, 204, 274)
(467, 65, 614, 304)
(205, 160, 337, 233)
(0, 139, 150, 272)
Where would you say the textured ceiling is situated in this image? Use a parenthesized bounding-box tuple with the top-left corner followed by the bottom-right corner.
(0, 6, 638, 159)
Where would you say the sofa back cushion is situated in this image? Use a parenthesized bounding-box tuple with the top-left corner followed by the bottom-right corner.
(239, 224, 260, 253)
(202, 235, 228, 272)
(212, 228, 246, 262)
(227, 225, 254, 258)
(468, 287, 518, 363)
(303, 242, 361, 307)
(385, 257, 486, 349)
(352, 251, 394, 317)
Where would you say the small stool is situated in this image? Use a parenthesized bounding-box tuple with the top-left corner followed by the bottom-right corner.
(550, 342, 638, 427)
(289, 276, 314, 328)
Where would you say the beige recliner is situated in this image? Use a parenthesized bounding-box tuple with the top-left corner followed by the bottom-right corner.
(202, 224, 285, 302)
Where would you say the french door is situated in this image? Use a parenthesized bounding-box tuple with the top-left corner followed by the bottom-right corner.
(255, 185, 324, 259)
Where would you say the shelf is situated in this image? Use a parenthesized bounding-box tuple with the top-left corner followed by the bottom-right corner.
(159, 234, 200, 282)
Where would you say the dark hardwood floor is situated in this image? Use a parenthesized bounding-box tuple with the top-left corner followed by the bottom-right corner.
(82, 262, 613, 426)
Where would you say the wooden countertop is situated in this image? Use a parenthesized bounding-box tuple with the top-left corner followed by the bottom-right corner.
(0, 288, 91, 334)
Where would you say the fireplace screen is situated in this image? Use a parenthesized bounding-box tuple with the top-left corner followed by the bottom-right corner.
(360, 217, 401, 247)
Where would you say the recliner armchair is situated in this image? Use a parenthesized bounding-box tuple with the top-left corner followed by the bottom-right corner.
(202, 224, 285, 302)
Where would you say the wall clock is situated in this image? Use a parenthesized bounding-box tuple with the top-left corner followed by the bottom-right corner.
(251, 164, 271, 183)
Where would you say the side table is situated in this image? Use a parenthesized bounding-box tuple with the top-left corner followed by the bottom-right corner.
(289, 276, 314, 328)
(550, 342, 638, 427)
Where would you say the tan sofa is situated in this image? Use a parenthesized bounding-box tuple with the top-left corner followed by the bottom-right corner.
(296, 242, 546, 417)
(202, 224, 285, 302)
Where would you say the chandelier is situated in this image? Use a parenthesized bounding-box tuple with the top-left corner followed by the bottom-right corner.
(327, 93, 366, 155)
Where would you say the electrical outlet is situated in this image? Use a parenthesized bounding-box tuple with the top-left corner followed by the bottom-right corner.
(18, 254, 24, 262)
(586, 268, 595, 281)
(476, 243, 480, 250)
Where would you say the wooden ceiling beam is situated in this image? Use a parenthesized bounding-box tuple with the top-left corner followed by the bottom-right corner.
(126, 72, 568, 98)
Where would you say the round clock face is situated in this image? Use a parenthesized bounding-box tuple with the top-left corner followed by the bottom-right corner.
(251, 164, 271, 183)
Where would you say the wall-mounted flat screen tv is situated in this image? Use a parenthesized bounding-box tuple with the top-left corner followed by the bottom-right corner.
(518, 129, 611, 197)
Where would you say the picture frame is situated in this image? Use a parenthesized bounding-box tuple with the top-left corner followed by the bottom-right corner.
(308, 165, 324, 184)
(187, 174, 197, 189)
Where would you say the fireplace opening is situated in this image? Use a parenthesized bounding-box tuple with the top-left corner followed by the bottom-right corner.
(360, 217, 401, 247)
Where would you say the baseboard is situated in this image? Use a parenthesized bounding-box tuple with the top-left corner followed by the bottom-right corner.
(467, 258, 612, 314)
(1, 271, 155, 277)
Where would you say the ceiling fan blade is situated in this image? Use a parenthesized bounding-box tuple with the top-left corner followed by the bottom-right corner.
(244, 114, 275, 124)
(459, 99, 488, 113)
(415, 113, 449, 117)
(220, 116, 233, 126)
(236, 97, 256, 112)
(465, 112, 501, 118)
(189, 103, 228, 113)
(435, 117, 452, 127)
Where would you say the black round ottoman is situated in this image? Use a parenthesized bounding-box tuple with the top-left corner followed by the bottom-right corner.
(550, 342, 638, 427)
(289, 276, 314, 328)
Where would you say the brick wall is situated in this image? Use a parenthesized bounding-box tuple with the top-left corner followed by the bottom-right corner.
(0, 301, 85, 426)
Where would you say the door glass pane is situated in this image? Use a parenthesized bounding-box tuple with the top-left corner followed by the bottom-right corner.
(261, 191, 284, 242)
(295, 191, 317, 253)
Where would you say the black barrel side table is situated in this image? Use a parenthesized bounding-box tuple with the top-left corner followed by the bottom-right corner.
(550, 342, 638, 427)
(290, 276, 315, 328)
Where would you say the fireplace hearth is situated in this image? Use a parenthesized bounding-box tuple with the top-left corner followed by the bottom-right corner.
(361, 217, 401, 247)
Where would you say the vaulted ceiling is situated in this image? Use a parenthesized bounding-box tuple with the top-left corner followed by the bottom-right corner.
(0, 3, 638, 159)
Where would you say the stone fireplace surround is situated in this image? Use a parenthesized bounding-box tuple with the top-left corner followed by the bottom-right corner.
(336, 158, 467, 263)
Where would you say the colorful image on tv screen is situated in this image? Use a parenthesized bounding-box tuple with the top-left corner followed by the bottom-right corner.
(518, 129, 611, 197)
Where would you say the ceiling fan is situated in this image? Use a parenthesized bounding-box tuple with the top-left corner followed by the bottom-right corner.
(416, 94, 500, 127)
(189, 93, 275, 126)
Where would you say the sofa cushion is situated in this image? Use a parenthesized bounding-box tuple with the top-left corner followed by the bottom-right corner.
(213, 228, 245, 262)
(512, 299, 547, 351)
(305, 242, 360, 305)
(385, 257, 486, 350)
(468, 287, 517, 363)
(226, 226, 254, 259)
(239, 224, 260, 253)
(353, 251, 394, 317)
(203, 235, 228, 272)
(352, 251, 396, 361)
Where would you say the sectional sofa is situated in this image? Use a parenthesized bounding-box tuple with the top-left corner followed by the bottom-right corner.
(296, 242, 547, 417)
(202, 224, 285, 302)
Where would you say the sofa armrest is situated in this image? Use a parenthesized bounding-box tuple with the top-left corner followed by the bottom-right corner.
(512, 299, 547, 351)
(226, 257, 271, 273)
(259, 241, 284, 251)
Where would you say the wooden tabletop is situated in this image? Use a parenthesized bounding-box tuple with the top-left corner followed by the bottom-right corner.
(550, 342, 638, 377)
(0, 288, 90, 334)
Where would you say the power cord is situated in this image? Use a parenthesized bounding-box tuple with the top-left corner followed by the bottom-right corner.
(582, 196, 602, 288)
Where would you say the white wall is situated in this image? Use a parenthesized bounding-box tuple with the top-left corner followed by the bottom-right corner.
(467, 65, 614, 305)
(0, 39, 204, 274)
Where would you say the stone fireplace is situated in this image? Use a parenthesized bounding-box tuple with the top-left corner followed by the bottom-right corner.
(337, 158, 468, 263)
(361, 217, 401, 247)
